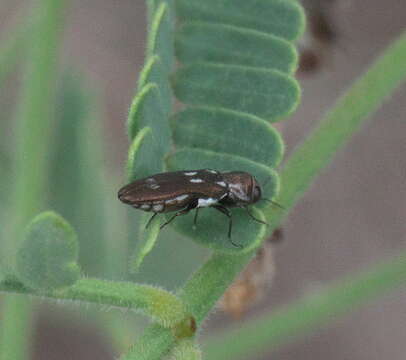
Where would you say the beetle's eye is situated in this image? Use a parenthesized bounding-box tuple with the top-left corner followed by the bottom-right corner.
(253, 185, 261, 202)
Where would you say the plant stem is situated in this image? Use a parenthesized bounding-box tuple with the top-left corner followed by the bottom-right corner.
(0, 297, 34, 360)
(0, 277, 189, 328)
(6, 0, 66, 257)
(0, 1, 66, 359)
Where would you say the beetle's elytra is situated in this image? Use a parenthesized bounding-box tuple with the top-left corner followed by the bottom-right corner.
(118, 169, 267, 247)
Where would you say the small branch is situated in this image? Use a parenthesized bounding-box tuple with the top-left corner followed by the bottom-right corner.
(0, 277, 191, 328)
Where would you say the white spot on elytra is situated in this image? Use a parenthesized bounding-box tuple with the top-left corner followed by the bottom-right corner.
(175, 194, 189, 201)
(153, 204, 164, 212)
(165, 198, 176, 204)
(149, 183, 160, 189)
(206, 169, 217, 174)
(140, 204, 151, 210)
(184, 171, 197, 176)
(216, 181, 227, 187)
(146, 178, 156, 183)
(198, 198, 217, 208)
(132, 204, 140, 208)
(190, 178, 204, 183)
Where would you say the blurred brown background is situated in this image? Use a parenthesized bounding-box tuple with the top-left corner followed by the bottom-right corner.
(1, 0, 405, 359)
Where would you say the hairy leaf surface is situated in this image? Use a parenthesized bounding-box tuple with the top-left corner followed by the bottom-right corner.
(172, 63, 300, 121)
(176, 22, 297, 73)
(176, 0, 305, 41)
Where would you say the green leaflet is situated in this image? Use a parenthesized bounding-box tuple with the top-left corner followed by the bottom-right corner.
(176, 0, 305, 41)
(147, 2, 175, 74)
(127, 83, 171, 147)
(127, 127, 163, 182)
(138, 55, 172, 116)
(126, 82, 171, 181)
(16, 211, 81, 291)
(175, 22, 298, 73)
(172, 63, 300, 121)
(171, 107, 284, 168)
(130, 213, 162, 273)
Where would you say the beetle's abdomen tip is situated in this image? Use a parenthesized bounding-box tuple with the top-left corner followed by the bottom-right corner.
(117, 185, 133, 204)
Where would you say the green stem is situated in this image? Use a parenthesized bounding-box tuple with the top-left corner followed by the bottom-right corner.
(124, 30, 406, 360)
(7, 0, 66, 256)
(0, 297, 34, 360)
(0, 1, 67, 359)
(0, 277, 189, 328)
(178, 252, 252, 324)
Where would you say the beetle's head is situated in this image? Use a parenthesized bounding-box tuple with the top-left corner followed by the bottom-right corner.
(222, 171, 262, 206)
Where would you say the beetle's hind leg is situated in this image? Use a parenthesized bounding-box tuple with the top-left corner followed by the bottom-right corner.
(193, 208, 199, 229)
(160, 198, 199, 230)
(145, 212, 158, 229)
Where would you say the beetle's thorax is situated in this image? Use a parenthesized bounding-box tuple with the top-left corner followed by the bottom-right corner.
(221, 171, 261, 207)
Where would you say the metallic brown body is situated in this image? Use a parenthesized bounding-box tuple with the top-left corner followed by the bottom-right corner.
(118, 169, 264, 246)
(118, 170, 228, 213)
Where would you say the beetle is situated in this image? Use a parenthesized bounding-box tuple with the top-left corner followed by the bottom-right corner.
(118, 169, 271, 247)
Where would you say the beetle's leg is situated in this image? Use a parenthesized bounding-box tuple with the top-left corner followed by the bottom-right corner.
(145, 212, 158, 229)
(160, 198, 198, 230)
(213, 205, 242, 248)
(244, 206, 268, 226)
(193, 208, 199, 228)
(213, 205, 232, 238)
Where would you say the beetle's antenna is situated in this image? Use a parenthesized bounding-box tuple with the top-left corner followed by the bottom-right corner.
(261, 198, 285, 210)
(245, 206, 269, 225)
(259, 176, 285, 209)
